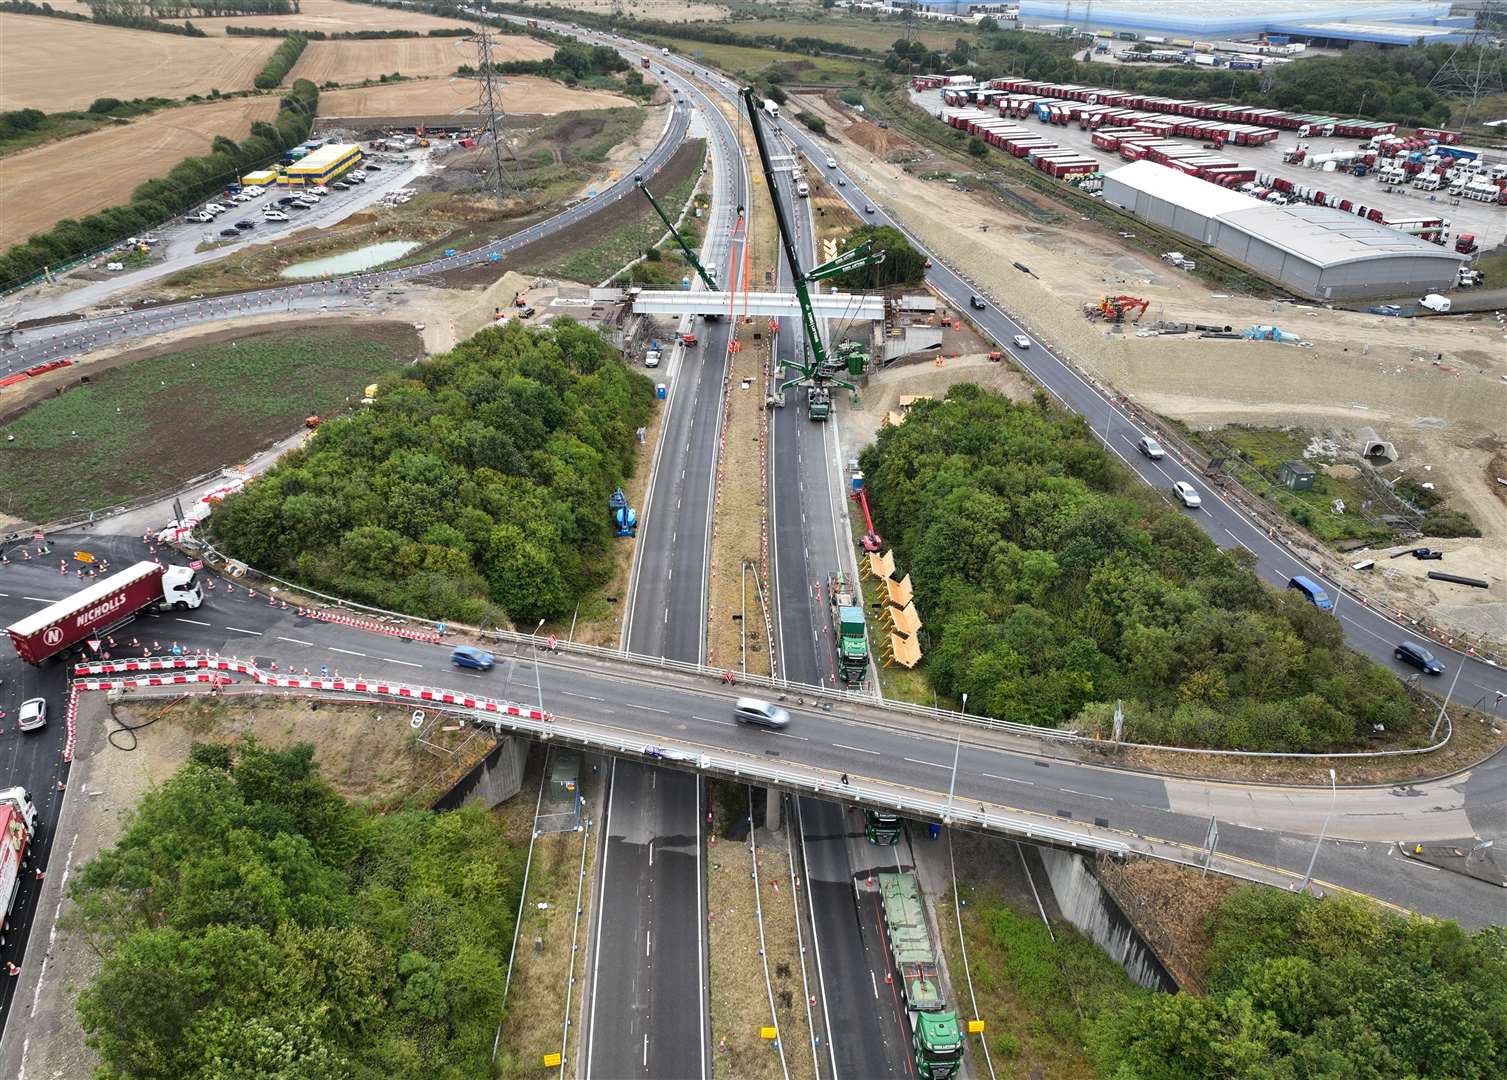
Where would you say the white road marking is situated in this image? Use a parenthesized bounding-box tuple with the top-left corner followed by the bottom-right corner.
(693, 715, 734, 726)
(1060, 788, 1112, 801)
(1224, 529, 1257, 555)
(328, 646, 366, 657)
(278, 636, 314, 646)
(983, 773, 1034, 785)
(833, 742, 881, 755)
(904, 757, 949, 769)
(174, 617, 211, 626)
(224, 626, 262, 636)
(870, 970, 879, 999)
(22, 596, 58, 603)
(381, 657, 422, 668)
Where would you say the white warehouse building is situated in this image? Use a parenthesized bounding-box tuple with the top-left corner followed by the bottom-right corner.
(1101, 160, 1466, 300)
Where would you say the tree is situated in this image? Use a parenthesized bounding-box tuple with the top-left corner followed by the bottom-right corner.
(967, 135, 988, 157)
(832, 224, 926, 290)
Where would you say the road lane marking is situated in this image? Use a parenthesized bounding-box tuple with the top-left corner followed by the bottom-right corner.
(225, 626, 262, 636)
(381, 657, 422, 668)
(22, 596, 59, 603)
(833, 743, 881, 755)
(625, 703, 670, 714)
(693, 716, 734, 726)
(1224, 529, 1257, 555)
(174, 618, 211, 626)
(278, 636, 314, 646)
(983, 773, 1034, 785)
(904, 757, 949, 768)
(328, 647, 366, 657)
(1060, 788, 1112, 801)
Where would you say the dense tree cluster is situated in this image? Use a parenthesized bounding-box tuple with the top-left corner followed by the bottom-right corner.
(0, 81, 317, 291)
(859, 386, 1413, 751)
(210, 320, 656, 626)
(254, 31, 309, 88)
(833, 224, 925, 291)
(1094, 888, 1507, 1078)
(67, 739, 523, 1079)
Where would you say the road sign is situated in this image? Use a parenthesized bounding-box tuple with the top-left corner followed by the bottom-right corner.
(542, 1052, 562, 1067)
(967, 1019, 986, 1033)
(410, 710, 426, 729)
(72, 550, 94, 564)
(88, 639, 101, 652)
(32, 531, 43, 541)
(189, 560, 204, 570)
(759, 1026, 778, 1040)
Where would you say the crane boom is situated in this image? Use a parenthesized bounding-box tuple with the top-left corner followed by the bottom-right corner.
(635, 175, 719, 292)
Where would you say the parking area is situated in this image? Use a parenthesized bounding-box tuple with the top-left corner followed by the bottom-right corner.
(910, 88, 1507, 254)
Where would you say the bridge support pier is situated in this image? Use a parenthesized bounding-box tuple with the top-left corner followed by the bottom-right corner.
(765, 785, 782, 833)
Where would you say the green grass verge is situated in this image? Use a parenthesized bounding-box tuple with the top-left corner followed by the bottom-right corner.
(523, 171, 698, 285)
(1473, 244, 1507, 290)
(650, 36, 866, 84)
(720, 15, 961, 54)
(0, 324, 417, 523)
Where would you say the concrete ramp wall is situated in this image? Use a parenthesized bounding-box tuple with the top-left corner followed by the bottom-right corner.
(1037, 847, 1178, 992)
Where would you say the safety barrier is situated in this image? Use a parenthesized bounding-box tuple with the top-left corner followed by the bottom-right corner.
(298, 607, 442, 644)
(71, 656, 551, 722)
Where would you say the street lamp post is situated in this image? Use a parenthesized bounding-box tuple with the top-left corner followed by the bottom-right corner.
(1430, 656, 1465, 742)
(945, 693, 966, 823)
(533, 617, 545, 714)
(1300, 768, 1337, 893)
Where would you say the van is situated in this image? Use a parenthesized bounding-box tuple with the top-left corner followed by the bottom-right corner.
(1287, 575, 1334, 611)
(644, 349, 661, 368)
(733, 697, 789, 728)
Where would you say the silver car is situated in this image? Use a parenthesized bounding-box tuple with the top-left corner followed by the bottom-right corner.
(18, 697, 47, 732)
(733, 697, 789, 729)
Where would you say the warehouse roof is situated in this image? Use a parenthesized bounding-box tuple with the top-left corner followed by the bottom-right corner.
(1217, 205, 1468, 269)
(1104, 160, 1261, 217)
(289, 142, 360, 173)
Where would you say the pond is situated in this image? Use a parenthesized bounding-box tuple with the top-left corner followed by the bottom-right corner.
(279, 240, 421, 279)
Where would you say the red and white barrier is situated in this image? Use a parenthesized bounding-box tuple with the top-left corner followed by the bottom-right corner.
(72, 655, 550, 722)
(297, 608, 442, 644)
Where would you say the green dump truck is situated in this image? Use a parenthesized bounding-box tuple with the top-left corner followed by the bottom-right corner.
(827, 572, 869, 684)
(878, 871, 964, 1079)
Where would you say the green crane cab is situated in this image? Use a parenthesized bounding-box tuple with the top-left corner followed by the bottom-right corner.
(864, 808, 902, 844)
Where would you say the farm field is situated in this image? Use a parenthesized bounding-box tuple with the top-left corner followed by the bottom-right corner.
(0, 14, 276, 111)
(287, 35, 548, 84)
(316, 74, 632, 117)
(0, 321, 420, 523)
(723, 15, 962, 52)
(648, 34, 865, 83)
(0, 97, 280, 251)
(167, 0, 475, 35)
(542, 0, 729, 21)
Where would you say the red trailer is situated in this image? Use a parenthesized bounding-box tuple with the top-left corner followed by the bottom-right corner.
(1, 787, 39, 949)
(6, 561, 202, 664)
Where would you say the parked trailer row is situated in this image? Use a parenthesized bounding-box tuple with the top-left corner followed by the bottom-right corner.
(941, 109, 1099, 178)
(980, 77, 1395, 140)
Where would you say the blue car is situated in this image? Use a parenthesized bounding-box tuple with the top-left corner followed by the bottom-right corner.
(451, 645, 494, 671)
(1394, 642, 1444, 676)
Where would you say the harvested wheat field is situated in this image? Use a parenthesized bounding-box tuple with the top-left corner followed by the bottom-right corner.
(547, 0, 729, 20)
(168, 0, 474, 35)
(0, 14, 276, 111)
(316, 75, 631, 118)
(1, 97, 280, 250)
(286, 35, 548, 85)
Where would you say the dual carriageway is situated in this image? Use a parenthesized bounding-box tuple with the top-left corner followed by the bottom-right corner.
(1, 15, 1505, 1076)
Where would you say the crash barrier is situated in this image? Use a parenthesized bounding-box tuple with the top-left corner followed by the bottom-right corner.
(298, 607, 442, 644)
(71, 656, 551, 723)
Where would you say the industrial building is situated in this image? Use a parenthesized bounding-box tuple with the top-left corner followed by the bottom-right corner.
(279, 143, 362, 187)
(1016, 0, 1473, 46)
(1102, 160, 1467, 300)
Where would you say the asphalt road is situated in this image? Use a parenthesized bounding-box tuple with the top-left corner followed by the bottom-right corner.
(581, 53, 750, 1080)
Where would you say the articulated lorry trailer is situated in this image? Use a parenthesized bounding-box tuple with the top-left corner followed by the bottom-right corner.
(827, 573, 869, 684)
(878, 871, 964, 1078)
(5, 560, 203, 664)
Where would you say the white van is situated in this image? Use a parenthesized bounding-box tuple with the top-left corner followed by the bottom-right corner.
(644, 349, 661, 368)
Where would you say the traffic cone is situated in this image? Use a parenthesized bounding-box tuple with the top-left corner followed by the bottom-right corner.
(35, 867, 44, 880)
(6, 962, 19, 976)
(56, 779, 65, 791)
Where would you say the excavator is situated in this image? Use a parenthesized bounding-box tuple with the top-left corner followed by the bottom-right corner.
(1087, 295, 1150, 323)
(740, 86, 885, 421)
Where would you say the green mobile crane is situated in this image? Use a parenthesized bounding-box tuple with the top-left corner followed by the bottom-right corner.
(739, 87, 885, 421)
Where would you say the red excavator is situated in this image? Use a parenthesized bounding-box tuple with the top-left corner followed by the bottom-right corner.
(1088, 295, 1150, 323)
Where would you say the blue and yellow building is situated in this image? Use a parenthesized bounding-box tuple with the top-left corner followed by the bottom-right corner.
(278, 143, 362, 187)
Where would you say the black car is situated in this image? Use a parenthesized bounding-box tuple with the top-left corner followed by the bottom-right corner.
(286, 201, 308, 210)
(332, 182, 351, 190)
(1411, 547, 1444, 560)
(219, 227, 240, 237)
(365, 164, 382, 171)
(234, 220, 255, 230)
(969, 295, 986, 310)
(278, 196, 297, 206)
(1394, 641, 1444, 675)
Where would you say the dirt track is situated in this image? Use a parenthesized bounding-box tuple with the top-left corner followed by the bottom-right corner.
(1, 97, 280, 250)
(795, 91, 1507, 645)
(0, 14, 275, 110)
(316, 75, 630, 118)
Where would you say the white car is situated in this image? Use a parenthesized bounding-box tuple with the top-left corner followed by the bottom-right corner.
(263, 209, 289, 221)
(1172, 481, 1202, 508)
(18, 697, 47, 732)
(644, 350, 661, 368)
(1012, 335, 1030, 349)
(1137, 436, 1165, 460)
(825, 156, 837, 168)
